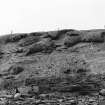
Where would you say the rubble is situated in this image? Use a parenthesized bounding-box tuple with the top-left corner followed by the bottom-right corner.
(0, 92, 104, 105)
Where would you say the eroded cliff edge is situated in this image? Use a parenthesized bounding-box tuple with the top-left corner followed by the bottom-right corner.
(0, 29, 105, 94)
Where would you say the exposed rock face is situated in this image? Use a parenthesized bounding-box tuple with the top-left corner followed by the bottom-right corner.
(0, 29, 105, 94)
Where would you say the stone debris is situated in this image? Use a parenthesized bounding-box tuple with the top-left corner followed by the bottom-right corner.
(14, 93, 21, 99)
(99, 89, 105, 96)
(0, 92, 104, 105)
(0, 98, 7, 104)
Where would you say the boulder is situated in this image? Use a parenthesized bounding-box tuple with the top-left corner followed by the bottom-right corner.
(99, 89, 105, 96)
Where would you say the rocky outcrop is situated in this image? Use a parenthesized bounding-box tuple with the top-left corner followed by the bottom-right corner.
(0, 29, 105, 94)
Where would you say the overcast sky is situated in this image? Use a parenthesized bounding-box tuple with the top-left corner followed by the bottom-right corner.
(0, 0, 105, 35)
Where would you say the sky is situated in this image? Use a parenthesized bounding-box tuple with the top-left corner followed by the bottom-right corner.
(0, 0, 105, 35)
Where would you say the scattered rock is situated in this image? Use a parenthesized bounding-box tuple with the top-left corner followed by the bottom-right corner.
(19, 35, 40, 47)
(14, 93, 21, 99)
(64, 36, 81, 47)
(4, 33, 27, 43)
(8, 65, 24, 75)
(99, 89, 105, 96)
